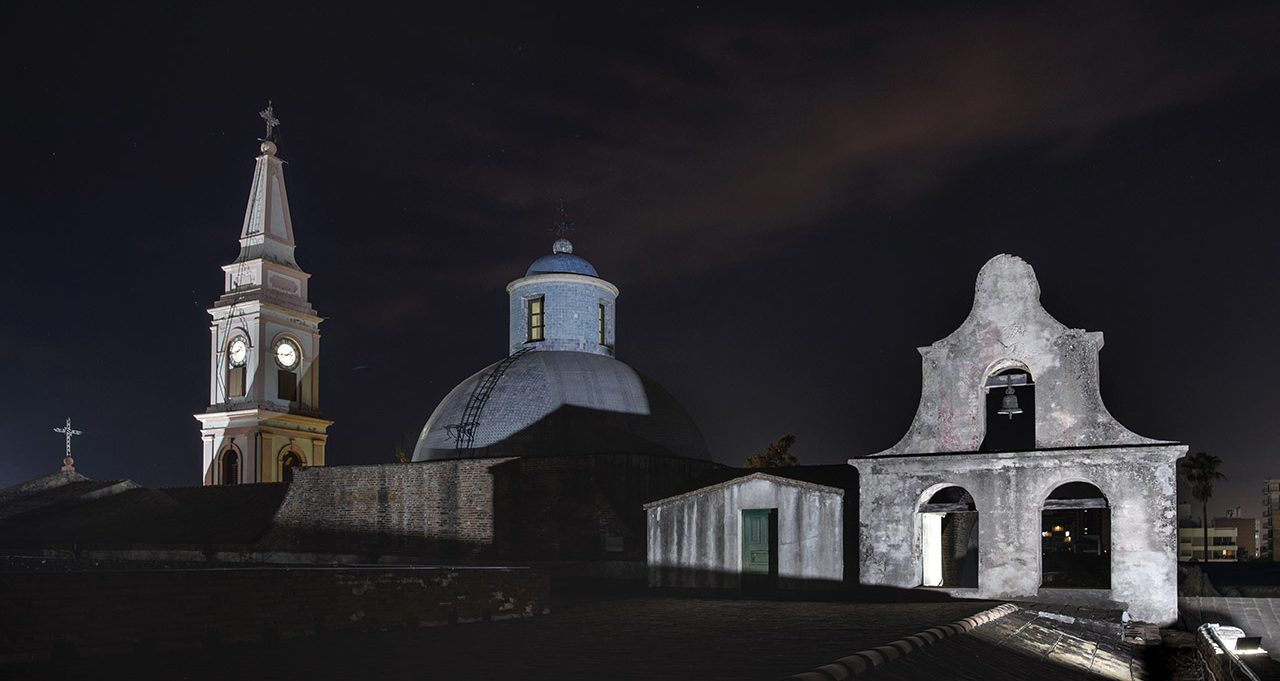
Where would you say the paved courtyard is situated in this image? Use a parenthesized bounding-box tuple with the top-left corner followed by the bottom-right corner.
(14, 591, 1238, 680)
(11, 594, 998, 680)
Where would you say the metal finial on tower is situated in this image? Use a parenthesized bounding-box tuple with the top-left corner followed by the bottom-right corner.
(551, 198, 575, 240)
(52, 417, 83, 472)
(259, 101, 280, 142)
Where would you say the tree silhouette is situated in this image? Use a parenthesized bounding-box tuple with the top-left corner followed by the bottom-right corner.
(745, 435, 798, 468)
(393, 431, 418, 463)
(1181, 451, 1226, 561)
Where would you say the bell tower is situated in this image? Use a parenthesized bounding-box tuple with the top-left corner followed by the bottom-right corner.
(195, 109, 331, 485)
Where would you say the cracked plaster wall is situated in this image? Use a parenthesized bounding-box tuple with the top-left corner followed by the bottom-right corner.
(852, 255, 1186, 625)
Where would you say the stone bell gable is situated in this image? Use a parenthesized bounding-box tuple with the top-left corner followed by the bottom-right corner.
(876, 254, 1159, 457)
(852, 254, 1186, 626)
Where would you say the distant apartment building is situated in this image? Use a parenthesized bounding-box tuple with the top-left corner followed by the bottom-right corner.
(1178, 502, 1239, 562)
(1215, 507, 1258, 560)
(1264, 480, 1280, 561)
(1178, 526, 1239, 562)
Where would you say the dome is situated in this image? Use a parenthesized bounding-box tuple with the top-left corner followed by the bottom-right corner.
(525, 253, 598, 277)
(413, 351, 709, 461)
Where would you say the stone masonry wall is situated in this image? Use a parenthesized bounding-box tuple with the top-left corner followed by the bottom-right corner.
(264, 459, 514, 554)
(0, 566, 549, 662)
(855, 444, 1185, 624)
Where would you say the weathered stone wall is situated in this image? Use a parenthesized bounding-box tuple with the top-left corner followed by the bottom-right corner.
(875, 255, 1160, 456)
(0, 566, 548, 662)
(646, 474, 844, 589)
(263, 455, 718, 561)
(265, 459, 513, 554)
(854, 444, 1185, 624)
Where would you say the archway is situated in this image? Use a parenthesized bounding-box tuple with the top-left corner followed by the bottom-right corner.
(219, 449, 239, 486)
(1041, 482, 1110, 588)
(981, 367, 1034, 452)
(280, 449, 304, 483)
(920, 486, 978, 588)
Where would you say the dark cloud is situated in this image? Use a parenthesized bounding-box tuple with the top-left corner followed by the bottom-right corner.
(449, 3, 1276, 280)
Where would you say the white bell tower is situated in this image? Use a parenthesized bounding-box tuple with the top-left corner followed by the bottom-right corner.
(195, 111, 331, 486)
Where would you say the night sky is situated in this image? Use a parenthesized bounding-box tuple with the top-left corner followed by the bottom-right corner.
(4, 2, 1278, 521)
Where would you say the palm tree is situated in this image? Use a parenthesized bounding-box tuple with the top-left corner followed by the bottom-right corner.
(1181, 451, 1226, 561)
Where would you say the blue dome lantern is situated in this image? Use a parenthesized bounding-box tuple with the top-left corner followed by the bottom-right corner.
(507, 237, 617, 357)
(411, 233, 709, 462)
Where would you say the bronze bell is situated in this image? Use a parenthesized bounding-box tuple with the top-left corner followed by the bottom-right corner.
(997, 386, 1022, 419)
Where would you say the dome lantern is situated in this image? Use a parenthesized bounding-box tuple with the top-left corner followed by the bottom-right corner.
(507, 235, 618, 357)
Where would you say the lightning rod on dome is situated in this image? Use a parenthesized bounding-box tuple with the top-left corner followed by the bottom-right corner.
(551, 197, 575, 237)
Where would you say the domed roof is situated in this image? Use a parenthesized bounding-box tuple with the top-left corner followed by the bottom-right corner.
(413, 351, 709, 461)
(524, 238, 598, 277)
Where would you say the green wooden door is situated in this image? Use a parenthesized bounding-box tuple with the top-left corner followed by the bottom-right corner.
(741, 509, 776, 581)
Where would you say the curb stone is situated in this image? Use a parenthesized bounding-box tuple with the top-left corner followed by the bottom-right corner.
(783, 603, 1020, 680)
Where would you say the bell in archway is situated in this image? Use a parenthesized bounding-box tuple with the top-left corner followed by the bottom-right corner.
(997, 386, 1022, 419)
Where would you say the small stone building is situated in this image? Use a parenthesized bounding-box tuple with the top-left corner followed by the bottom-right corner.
(852, 255, 1186, 624)
(645, 466, 853, 590)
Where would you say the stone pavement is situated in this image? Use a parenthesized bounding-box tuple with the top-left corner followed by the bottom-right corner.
(7, 593, 1168, 681)
(1180, 596, 1280, 662)
(8, 595, 997, 680)
(789, 604, 1150, 680)
(854, 607, 1147, 680)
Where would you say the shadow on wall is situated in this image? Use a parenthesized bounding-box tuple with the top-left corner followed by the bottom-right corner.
(440, 395, 709, 461)
(255, 526, 497, 562)
(647, 568, 987, 604)
(487, 450, 723, 562)
(1196, 561, 1280, 597)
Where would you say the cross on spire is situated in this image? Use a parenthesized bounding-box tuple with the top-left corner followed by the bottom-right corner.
(550, 197, 575, 240)
(52, 417, 82, 472)
(259, 101, 280, 142)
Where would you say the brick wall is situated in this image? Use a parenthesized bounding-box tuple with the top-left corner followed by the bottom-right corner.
(261, 455, 718, 562)
(0, 565, 548, 662)
(264, 459, 513, 555)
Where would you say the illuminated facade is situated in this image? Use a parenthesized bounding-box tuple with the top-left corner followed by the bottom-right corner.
(194, 138, 331, 485)
(852, 255, 1187, 625)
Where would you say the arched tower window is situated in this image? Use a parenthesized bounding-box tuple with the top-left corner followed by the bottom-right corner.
(273, 337, 301, 402)
(219, 449, 239, 486)
(226, 336, 248, 399)
(1042, 482, 1110, 589)
(981, 368, 1034, 452)
(280, 449, 304, 483)
(919, 486, 979, 588)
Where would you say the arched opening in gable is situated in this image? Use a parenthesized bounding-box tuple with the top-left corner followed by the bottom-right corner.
(981, 368, 1035, 452)
(1041, 482, 1110, 589)
(920, 486, 978, 588)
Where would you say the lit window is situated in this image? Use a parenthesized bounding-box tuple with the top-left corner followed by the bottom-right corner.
(527, 297, 545, 342)
(598, 303, 605, 345)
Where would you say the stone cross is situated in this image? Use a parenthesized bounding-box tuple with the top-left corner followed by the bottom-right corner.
(259, 101, 280, 141)
(53, 417, 82, 472)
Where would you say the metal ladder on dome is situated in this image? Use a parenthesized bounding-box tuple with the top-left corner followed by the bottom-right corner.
(448, 347, 533, 453)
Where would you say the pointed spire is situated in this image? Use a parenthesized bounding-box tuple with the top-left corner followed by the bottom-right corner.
(237, 107, 298, 267)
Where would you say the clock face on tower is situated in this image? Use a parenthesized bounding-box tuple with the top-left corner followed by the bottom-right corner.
(274, 338, 300, 369)
(228, 338, 248, 366)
